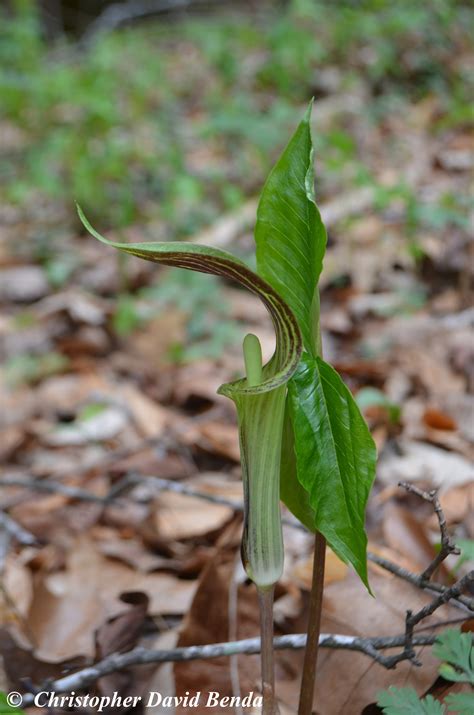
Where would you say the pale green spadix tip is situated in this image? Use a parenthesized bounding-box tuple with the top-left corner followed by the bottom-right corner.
(243, 333, 263, 387)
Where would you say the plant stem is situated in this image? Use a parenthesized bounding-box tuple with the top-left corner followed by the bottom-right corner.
(258, 585, 279, 715)
(298, 531, 326, 715)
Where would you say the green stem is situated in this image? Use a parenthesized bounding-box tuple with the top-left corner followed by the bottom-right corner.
(258, 586, 280, 715)
(298, 531, 326, 715)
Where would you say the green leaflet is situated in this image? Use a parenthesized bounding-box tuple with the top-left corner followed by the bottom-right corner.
(433, 629, 474, 685)
(253, 104, 376, 590)
(377, 687, 445, 715)
(444, 692, 474, 715)
(377, 631, 474, 714)
(78, 205, 301, 588)
(255, 101, 327, 357)
(287, 355, 376, 589)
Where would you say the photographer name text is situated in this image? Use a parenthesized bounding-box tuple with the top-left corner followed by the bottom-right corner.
(30, 690, 263, 710)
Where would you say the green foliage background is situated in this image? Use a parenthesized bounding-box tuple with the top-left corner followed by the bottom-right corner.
(1, 0, 471, 233)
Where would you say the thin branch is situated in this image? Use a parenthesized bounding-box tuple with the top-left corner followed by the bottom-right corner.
(399, 481, 461, 581)
(82, 0, 208, 45)
(124, 473, 244, 510)
(0, 510, 37, 545)
(1, 476, 107, 504)
(379, 570, 474, 669)
(367, 551, 474, 611)
(19, 632, 440, 705)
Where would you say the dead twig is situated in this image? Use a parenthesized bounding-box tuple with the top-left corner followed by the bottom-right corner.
(399, 481, 461, 581)
(1, 476, 107, 504)
(0, 510, 37, 546)
(19, 631, 441, 705)
(82, 0, 203, 45)
(379, 570, 474, 669)
(366, 551, 473, 612)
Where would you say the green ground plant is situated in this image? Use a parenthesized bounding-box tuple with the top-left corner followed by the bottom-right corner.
(1, 0, 471, 233)
(80, 104, 376, 714)
(378, 629, 474, 715)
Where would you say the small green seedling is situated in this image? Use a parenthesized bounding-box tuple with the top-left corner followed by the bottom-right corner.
(79, 102, 376, 714)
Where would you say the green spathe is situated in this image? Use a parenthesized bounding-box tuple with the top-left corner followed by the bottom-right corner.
(77, 207, 301, 588)
(240, 332, 285, 586)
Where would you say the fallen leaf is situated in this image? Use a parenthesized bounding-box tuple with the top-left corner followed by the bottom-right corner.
(116, 384, 169, 438)
(95, 592, 149, 659)
(0, 266, 49, 302)
(291, 547, 348, 590)
(423, 407, 457, 431)
(26, 537, 197, 661)
(378, 439, 473, 489)
(96, 534, 172, 572)
(44, 405, 128, 445)
(154, 491, 234, 541)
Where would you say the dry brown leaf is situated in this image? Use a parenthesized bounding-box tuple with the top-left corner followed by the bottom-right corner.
(116, 383, 169, 438)
(43, 405, 128, 446)
(1, 555, 34, 621)
(423, 407, 457, 431)
(378, 439, 473, 489)
(434, 482, 474, 534)
(0, 626, 86, 693)
(36, 371, 111, 412)
(0, 266, 49, 302)
(144, 629, 180, 715)
(96, 535, 172, 572)
(291, 548, 348, 590)
(130, 310, 187, 367)
(26, 537, 197, 661)
(170, 360, 231, 407)
(191, 420, 240, 462)
(368, 543, 423, 576)
(154, 491, 234, 541)
(9, 477, 108, 545)
(95, 592, 149, 660)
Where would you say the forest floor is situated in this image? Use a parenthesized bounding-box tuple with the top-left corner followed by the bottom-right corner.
(0, 2, 472, 713)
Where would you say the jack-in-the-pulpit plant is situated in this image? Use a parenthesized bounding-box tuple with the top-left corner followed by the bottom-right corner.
(79, 102, 376, 715)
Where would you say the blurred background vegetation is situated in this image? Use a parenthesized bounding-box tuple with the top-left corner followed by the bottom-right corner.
(2, 0, 471, 229)
(1, 0, 472, 366)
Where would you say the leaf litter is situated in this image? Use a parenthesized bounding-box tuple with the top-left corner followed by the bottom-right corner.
(0, 10, 472, 713)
